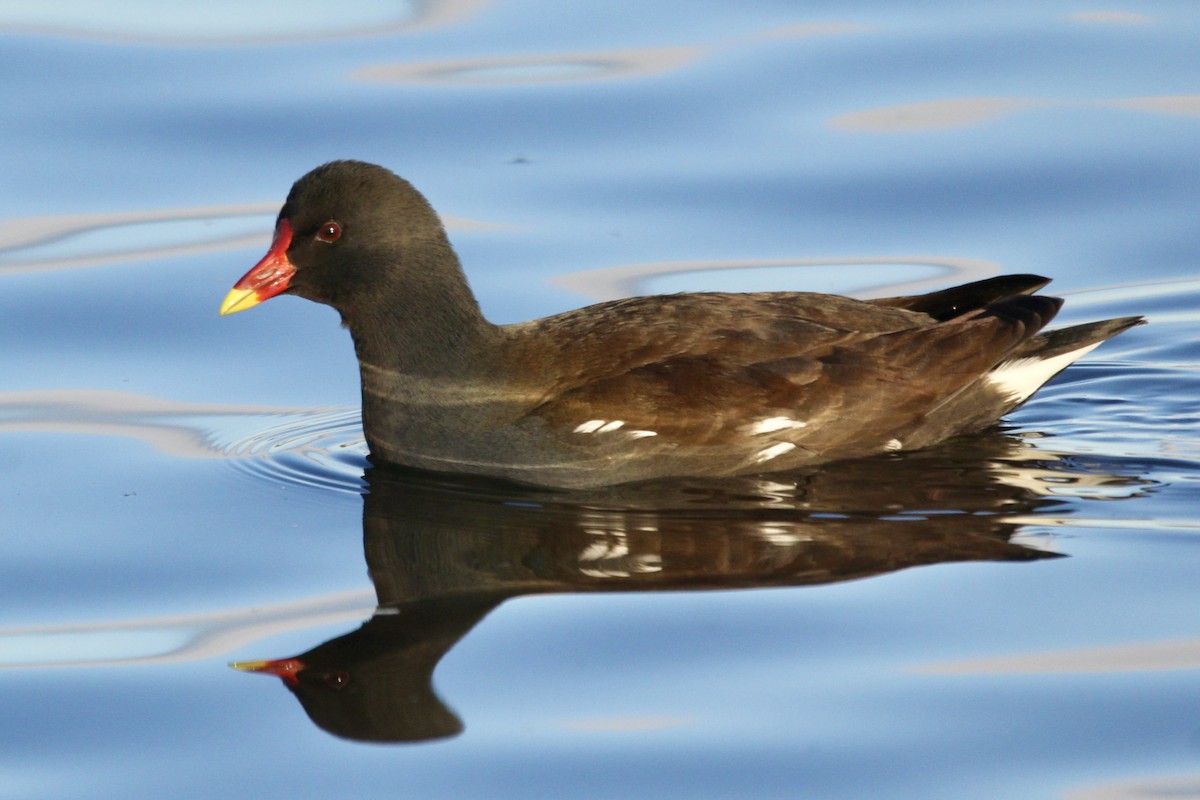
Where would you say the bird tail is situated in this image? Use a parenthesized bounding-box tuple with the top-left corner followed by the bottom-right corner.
(984, 315, 1145, 404)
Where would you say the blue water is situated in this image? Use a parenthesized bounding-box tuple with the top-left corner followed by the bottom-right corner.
(3, 3, 1200, 798)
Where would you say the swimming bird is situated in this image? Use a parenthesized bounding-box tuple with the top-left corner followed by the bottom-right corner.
(220, 160, 1142, 488)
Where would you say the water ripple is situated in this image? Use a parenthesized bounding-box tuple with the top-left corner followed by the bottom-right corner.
(216, 408, 369, 496)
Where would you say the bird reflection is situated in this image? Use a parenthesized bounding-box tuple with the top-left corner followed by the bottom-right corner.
(232, 432, 1149, 743)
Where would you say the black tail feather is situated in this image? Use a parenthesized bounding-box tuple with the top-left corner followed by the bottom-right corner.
(871, 274, 1051, 321)
(1018, 315, 1145, 359)
(984, 294, 1064, 335)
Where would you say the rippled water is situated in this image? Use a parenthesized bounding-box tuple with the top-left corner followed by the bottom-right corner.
(3, 3, 1200, 799)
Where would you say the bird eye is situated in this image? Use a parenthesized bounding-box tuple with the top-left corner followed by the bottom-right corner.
(322, 671, 351, 691)
(317, 221, 342, 243)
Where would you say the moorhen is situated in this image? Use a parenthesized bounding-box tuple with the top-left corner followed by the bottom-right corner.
(220, 160, 1142, 488)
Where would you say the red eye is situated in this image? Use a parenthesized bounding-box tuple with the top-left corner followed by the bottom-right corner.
(317, 221, 342, 243)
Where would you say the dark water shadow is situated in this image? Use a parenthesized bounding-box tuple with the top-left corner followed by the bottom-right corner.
(233, 432, 1152, 743)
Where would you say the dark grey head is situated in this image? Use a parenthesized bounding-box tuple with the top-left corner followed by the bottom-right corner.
(277, 160, 455, 311)
(221, 160, 488, 370)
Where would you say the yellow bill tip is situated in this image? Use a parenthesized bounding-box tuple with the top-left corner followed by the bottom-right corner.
(219, 287, 261, 316)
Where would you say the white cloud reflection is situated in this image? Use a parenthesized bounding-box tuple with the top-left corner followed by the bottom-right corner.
(0, 0, 492, 44)
(831, 95, 1200, 133)
(0, 388, 331, 459)
(1065, 10, 1156, 26)
(0, 205, 514, 276)
(551, 256, 1001, 302)
(351, 24, 868, 86)
(915, 636, 1200, 675)
(0, 590, 374, 669)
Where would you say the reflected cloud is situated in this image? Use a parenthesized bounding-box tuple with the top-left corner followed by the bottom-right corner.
(0, 205, 513, 276)
(0, 388, 372, 495)
(832, 97, 1042, 132)
(0, 388, 326, 459)
(1065, 10, 1156, 26)
(1103, 95, 1200, 116)
(354, 45, 710, 86)
(0, 203, 276, 275)
(1064, 774, 1200, 800)
(351, 23, 867, 86)
(831, 95, 1200, 133)
(915, 635, 1200, 674)
(0, 591, 373, 669)
(0, 0, 492, 44)
(551, 255, 1002, 302)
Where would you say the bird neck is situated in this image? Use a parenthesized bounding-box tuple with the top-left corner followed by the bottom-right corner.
(343, 248, 501, 381)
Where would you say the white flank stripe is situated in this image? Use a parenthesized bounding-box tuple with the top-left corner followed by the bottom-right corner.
(573, 419, 607, 434)
(985, 342, 1102, 403)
